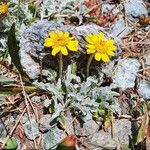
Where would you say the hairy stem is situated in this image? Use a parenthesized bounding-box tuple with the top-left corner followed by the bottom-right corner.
(59, 52, 63, 78)
(86, 54, 94, 77)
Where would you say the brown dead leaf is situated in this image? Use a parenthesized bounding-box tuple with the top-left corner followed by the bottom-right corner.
(134, 114, 149, 145)
(139, 15, 150, 26)
(56, 135, 77, 150)
(84, 0, 101, 17)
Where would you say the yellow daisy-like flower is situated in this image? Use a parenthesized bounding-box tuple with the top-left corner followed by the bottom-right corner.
(85, 32, 117, 62)
(44, 31, 78, 56)
(0, 2, 8, 16)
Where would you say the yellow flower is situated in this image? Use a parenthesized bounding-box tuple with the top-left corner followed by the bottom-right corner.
(0, 2, 8, 16)
(85, 32, 117, 62)
(44, 31, 78, 56)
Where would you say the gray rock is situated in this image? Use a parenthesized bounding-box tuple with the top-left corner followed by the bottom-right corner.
(74, 119, 99, 136)
(90, 132, 117, 150)
(21, 113, 30, 124)
(86, 119, 132, 150)
(39, 114, 53, 132)
(102, 61, 115, 76)
(16, 138, 22, 150)
(102, 3, 122, 16)
(31, 96, 41, 103)
(0, 96, 6, 104)
(0, 119, 7, 139)
(102, 4, 115, 13)
(139, 80, 150, 100)
(144, 54, 150, 66)
(113, 119, 132, 144)
(43, 126, 66, 150)
(23, 118, 40, 140)
(111, 19, 131, 39)
(19, 20, 119, 79)
(111, 58, 141, 90)
(125, 0, 148, 22)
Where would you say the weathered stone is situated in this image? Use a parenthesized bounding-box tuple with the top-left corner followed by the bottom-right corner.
(111, 58, 141, 90)
(31, 96, 41, 103)
(23, 118, 40, 140)
(85, 119, 132, 150)
(74, 119, 99, 136)
(0, 119, 7, 139)
(125, 0, 148, 22)
(43, 126, 66, 150)
(111, 19, 131, 39)
(39, 114, 53, 132)
(139, 80, 150, 100)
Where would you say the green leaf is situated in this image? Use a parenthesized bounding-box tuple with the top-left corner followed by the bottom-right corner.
(0, 91, 16, 95)
(4, 137, 18, 150)
(93, 107, 112, 131)
(7, 23, 24, 75)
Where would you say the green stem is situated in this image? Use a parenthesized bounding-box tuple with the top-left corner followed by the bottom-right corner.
(86, 54, 94, 77)
(59, 52, 63, 78)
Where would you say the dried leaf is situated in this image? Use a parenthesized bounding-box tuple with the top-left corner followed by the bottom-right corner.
(56, 135, 77, 150)
(146, 123, 150, 150)
(139, 15, 150, 26)
(134, 114, 149, 145)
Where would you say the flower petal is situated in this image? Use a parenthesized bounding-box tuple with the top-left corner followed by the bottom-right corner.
(108, 45, 117, 51)
(101, 54, 110, 62)
(69, 36, 75, 40)
(91, 34, 99, 42)
(86, 44, 95, 49)
(85, 36, 93, 44)
(87, 49, 96, 54)
(94, 52, 102, 61)
(64, 32, 70, 38)
(107, 51, 115, 56)
(106, 39, 115, 45)
(44, 38, 53, 47)
(61, 46, 68, 55)
(99, 32, 105, 39)
(49, 32, 57, 38)
(52, 46, 60, 56)
(67, 41, 78, 51)
(57, 31, 63, 37)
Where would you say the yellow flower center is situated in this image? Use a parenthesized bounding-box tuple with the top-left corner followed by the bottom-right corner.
(95, 41, 106, 53)
(0, 2, 8, 15)
(54, 37, 69, 46)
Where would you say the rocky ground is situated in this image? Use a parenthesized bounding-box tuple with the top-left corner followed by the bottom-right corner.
(0, 0, 150, 150)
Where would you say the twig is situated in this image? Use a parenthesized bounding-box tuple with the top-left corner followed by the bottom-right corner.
(138, 67, 150, 72)
(19, 74, 38, 149)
